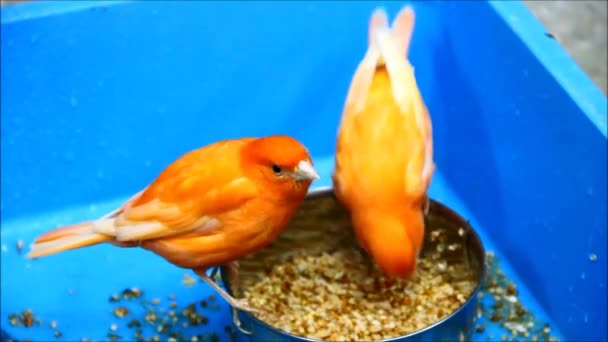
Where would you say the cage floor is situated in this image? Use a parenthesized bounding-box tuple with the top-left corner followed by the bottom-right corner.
(1, 157, 563, 341)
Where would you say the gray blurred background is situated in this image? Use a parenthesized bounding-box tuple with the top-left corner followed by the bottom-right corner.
(1, 0, 606, 94)
(524, 0, 606, 94)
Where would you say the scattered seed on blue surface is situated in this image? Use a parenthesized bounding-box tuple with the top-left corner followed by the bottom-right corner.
(478, 252, 559, 341)
(127, 319, 141, 328)
(107, 332, 121, 341)
(121, 287, 143, 300)
(100, 281, 230, 341)
(182, 273, 196, 286)
(112, 306, 129, 318)
(7, 309, 41, 328)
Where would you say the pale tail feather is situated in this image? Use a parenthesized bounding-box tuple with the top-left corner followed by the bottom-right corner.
(373, 6, 435, 196)
(342, 8, 389, 116)
(27, 221, 112, 259)
(390, 7, 434, 190)
(115, 221, 169, 242)
(368, 7, 389, 52)
(390, 6, 415, 60)
(339, 6, 434, 197)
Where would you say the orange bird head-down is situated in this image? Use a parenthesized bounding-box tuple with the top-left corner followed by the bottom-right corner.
(26, 135, 319, 312)
(332, 6, 435, 279)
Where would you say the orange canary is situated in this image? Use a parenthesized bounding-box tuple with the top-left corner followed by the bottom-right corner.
(332, 6, 435, 279)
(27, 135, 320, 312)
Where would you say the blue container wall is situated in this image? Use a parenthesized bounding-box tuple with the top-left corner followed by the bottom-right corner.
(433, 2, 607, 342)
(1, 0, 376, 217)
(1, 1, 606, 341)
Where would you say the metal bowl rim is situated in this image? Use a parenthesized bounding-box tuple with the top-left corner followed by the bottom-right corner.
(220, 186, 487, 341)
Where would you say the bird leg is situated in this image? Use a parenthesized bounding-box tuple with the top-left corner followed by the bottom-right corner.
(206, 262, 239, 288)
(194, 267, 259, 314)
(208, 266, 219, 280)
(225, 261, 241, 292)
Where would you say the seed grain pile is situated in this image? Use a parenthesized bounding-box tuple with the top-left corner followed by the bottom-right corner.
(242, 248, 477, 341)
(474, 252, 560, 342)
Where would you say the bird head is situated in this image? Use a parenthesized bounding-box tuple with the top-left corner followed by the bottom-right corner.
(242, 135, 320, 200)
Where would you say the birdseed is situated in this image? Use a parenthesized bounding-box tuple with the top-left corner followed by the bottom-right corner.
(101, 287, 229, 342)
(475, 252, 560, 341)
(183, 273, 197, 286)
(7, 309, 42, 328)
(241, 248, 477, 341)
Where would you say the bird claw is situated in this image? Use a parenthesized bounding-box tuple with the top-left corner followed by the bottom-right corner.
(209, 266, 220, 281)
(423, 196, 430, 216)
(195, 267, 259, 315)
(231, 298, 260, 314)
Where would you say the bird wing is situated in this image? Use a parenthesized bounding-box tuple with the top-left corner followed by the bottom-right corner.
(94, 140, 259, 242)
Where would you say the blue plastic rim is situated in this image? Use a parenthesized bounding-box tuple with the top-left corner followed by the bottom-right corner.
(1, 1, 606, 341)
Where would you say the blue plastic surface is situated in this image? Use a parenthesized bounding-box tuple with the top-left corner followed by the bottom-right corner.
(1, 1, 606, 341)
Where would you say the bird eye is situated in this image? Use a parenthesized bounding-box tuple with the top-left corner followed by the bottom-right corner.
(272, 164, 283, 175)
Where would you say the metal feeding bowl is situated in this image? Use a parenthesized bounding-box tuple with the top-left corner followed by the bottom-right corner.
(220, 188, 486, 342)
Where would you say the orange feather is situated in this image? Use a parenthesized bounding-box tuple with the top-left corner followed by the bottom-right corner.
(27, 135, 319, 312)
(333, 6, 435, 279)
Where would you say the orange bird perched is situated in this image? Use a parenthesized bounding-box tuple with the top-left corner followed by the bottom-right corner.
(332, 6, 435, 279)
(27, 135, 320, 312)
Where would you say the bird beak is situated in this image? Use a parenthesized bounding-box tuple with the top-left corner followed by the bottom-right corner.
(294, 160, 320, 181)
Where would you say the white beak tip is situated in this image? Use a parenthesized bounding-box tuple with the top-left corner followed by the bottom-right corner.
(295, 160, 320, 181)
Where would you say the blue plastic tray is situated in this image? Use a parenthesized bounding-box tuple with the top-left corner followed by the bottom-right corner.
(1, 1, 606, 341)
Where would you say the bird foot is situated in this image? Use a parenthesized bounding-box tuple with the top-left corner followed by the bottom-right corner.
(229, 297, 260, 314)
(195, 267, 260, 314)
